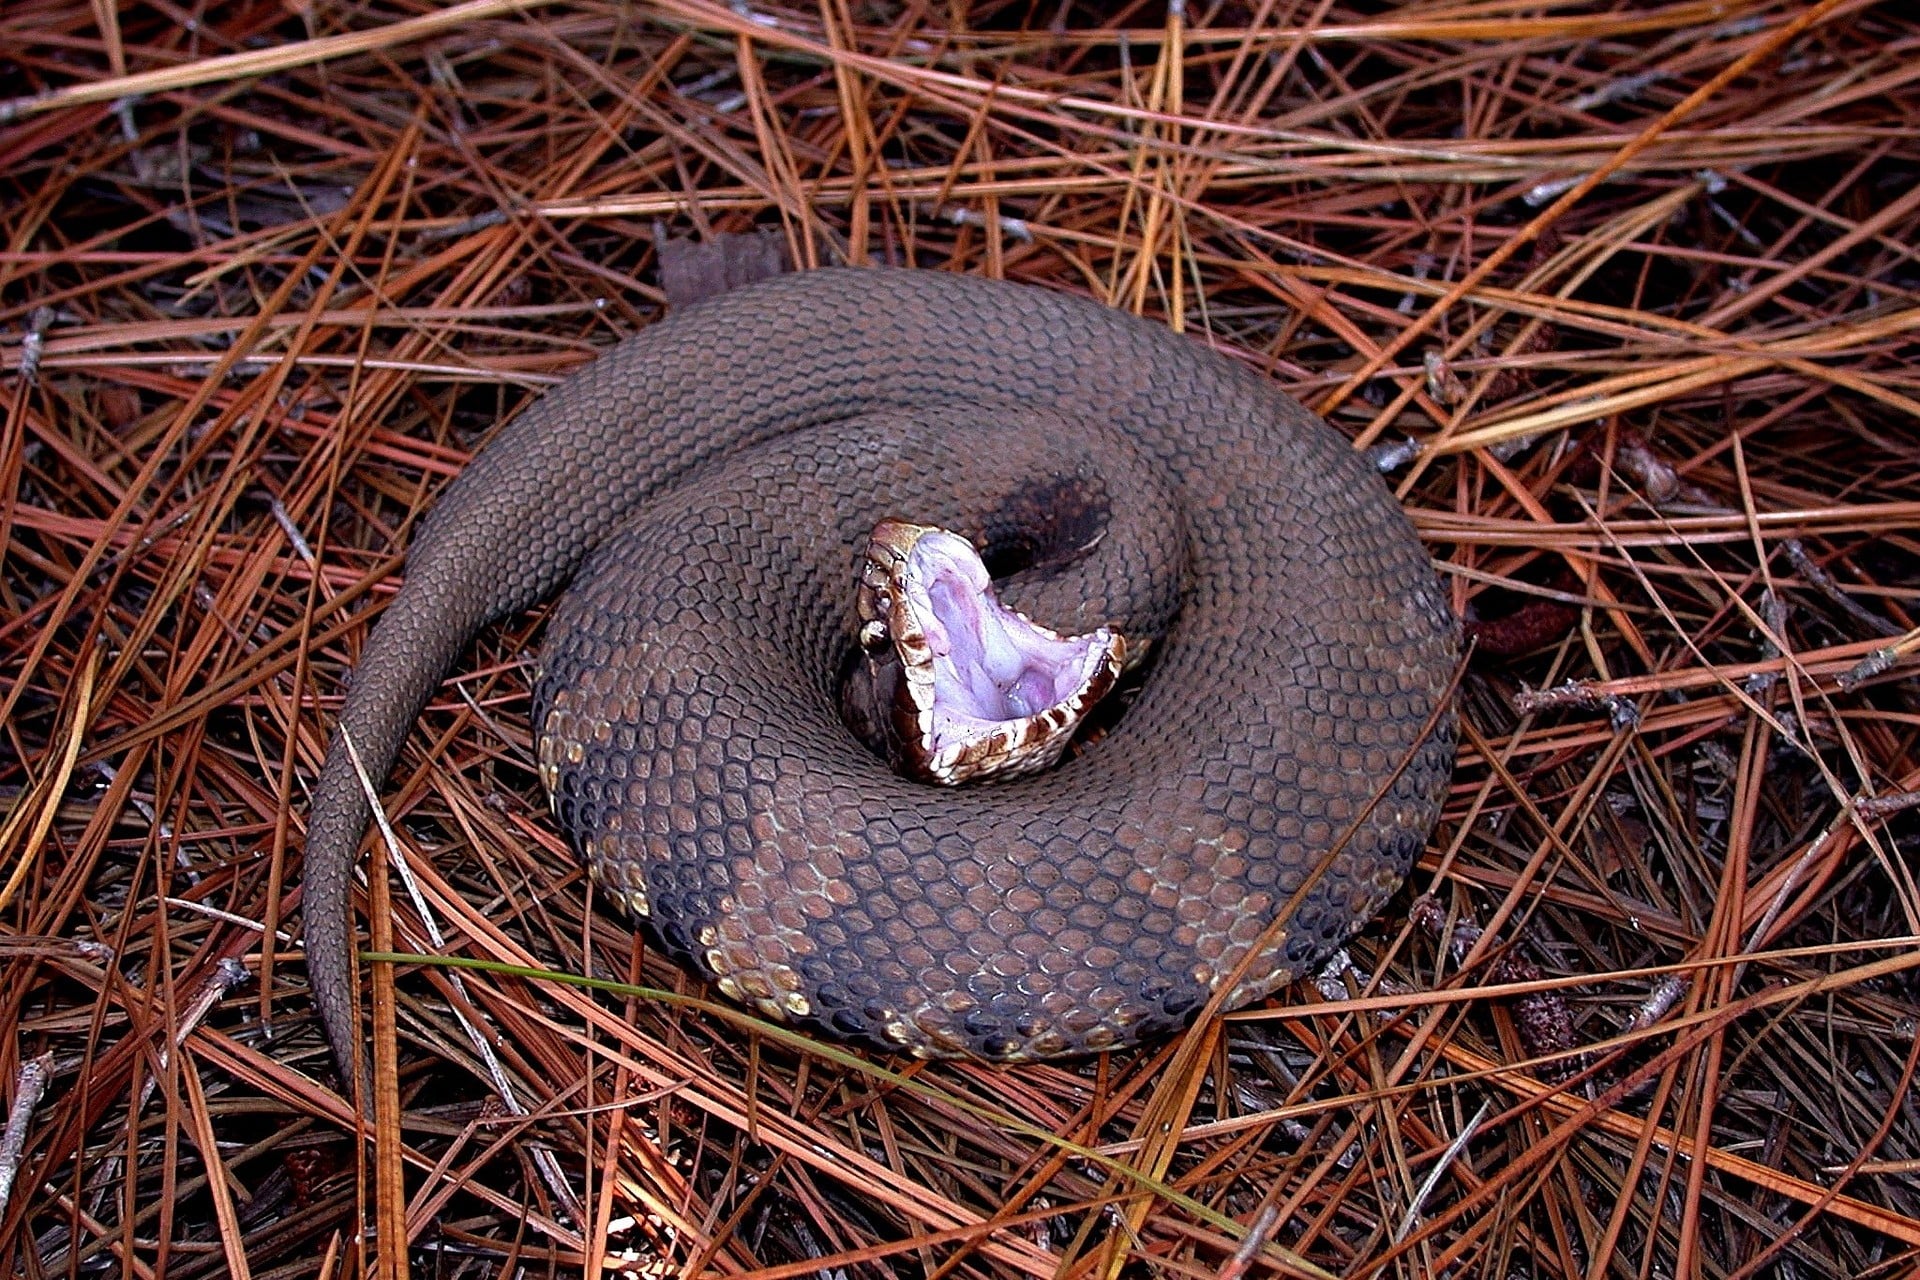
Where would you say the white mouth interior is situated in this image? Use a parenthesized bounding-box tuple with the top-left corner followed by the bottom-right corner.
(903, 530, 1116, 757)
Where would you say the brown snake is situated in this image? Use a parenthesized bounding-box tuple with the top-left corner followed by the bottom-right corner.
(304, 267, 1457, 1072)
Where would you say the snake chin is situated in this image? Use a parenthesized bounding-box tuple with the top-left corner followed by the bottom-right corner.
(854, 518, 1124, 786)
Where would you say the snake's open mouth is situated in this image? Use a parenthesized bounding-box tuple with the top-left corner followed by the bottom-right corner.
(856, 518, 1125, 785)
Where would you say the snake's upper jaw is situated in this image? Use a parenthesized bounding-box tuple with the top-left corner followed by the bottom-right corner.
(856, 518, 1124, 786)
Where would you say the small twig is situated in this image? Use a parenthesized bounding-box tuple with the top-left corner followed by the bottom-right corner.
(1745, 590, 1788, 694)
(164, 897, 299, 945)
(267, 495, 316, 567)
(1784, 539, 1903, 640)
(1624, 973, 1692, 1035)
(1840, 627, 1920, 690)
(1218, 1203, 1282, 1280)
(1393, 1100, 1493, 1244)
(1511, 681, 1642, 730)
(0, 1053, 55, 1218)
(1857, 791, 1920, 821)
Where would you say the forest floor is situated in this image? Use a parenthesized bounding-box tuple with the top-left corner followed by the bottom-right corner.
(2, 1, 1918, 1277)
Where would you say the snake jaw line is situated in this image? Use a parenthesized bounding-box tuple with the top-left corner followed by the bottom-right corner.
(856, 517, 1125, 787)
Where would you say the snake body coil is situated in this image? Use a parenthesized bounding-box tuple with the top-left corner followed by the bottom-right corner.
(304, 268, 1457, 1070)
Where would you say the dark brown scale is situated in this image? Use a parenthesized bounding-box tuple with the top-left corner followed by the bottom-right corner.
(303, 268, 1458, 1071)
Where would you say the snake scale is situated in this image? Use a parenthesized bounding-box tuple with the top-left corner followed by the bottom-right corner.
(304, 267, 1457, 1073)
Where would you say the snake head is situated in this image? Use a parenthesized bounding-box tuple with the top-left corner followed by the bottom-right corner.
(854, 517, 1125, 786)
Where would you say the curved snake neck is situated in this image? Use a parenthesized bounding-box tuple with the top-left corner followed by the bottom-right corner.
(304, 268, 1458, 1075)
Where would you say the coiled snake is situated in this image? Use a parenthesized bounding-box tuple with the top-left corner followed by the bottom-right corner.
(304, 268, 1457, 1072)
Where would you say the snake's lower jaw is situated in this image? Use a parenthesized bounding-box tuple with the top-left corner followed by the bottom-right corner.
(856, 518, 1125, 786)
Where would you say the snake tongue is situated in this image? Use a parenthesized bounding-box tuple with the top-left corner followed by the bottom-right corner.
(857, 518, 1125, 786)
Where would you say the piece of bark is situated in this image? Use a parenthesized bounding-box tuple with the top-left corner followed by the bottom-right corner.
(653, 222, 791, 310)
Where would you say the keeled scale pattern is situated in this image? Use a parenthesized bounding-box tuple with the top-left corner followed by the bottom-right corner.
(305, 268, 1458, 1071)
